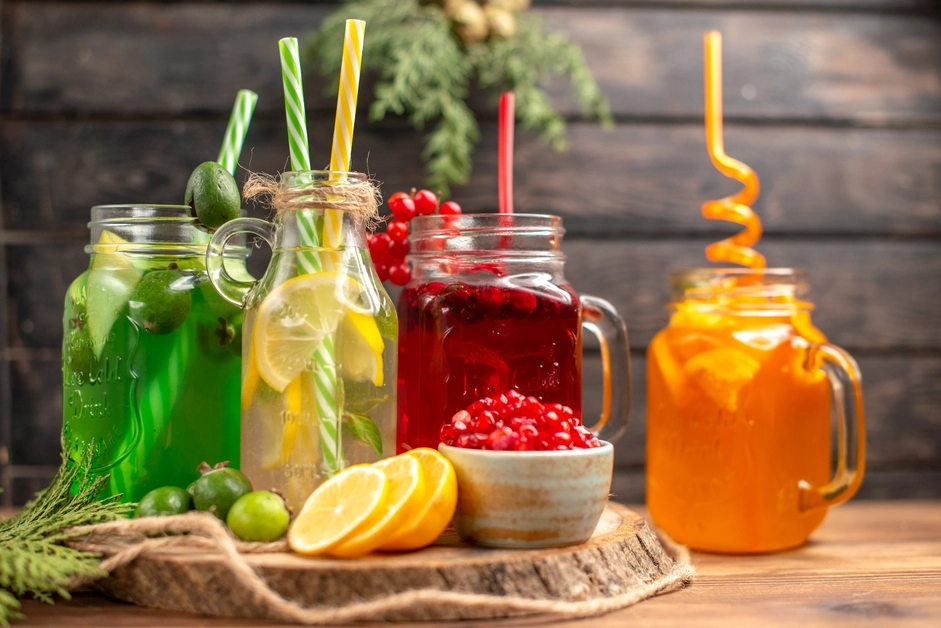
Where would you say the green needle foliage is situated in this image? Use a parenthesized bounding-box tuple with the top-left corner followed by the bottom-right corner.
(0, 446, 134, 625)
(307, 0, 611, 196)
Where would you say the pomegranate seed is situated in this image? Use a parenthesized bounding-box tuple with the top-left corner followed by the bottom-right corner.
(387, 220, 409, 242)
(389, 193, 417, 221)
(413, 190, 438, 215)
(439, 200, 462, 215)
(440, 390, 591, 450)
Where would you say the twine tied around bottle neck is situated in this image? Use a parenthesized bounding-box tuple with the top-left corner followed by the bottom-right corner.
(243, 172, 382, 230)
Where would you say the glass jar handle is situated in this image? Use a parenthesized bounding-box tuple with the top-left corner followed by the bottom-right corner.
(580, 295, 631, 444)
(206, 218, 274, 307)
(799, 343, 867, 511)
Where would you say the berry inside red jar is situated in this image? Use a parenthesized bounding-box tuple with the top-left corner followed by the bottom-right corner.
(440, 390, 602, 451)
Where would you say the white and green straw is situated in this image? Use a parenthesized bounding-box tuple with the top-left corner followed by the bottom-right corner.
(279, 37, 343, 476)
(217, 89, 258, 176)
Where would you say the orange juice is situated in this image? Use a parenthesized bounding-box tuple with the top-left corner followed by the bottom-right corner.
(646, 268, 865, 553)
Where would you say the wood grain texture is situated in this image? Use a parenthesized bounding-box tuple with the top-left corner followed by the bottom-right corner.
(88, 503, 683, 622)
(3, 3, 940, 121)
(3, 120, 939, 236)
(14, 501, 941, 627)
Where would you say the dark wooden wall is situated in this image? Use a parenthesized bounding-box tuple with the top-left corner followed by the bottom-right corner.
(1, 0, 939, 504)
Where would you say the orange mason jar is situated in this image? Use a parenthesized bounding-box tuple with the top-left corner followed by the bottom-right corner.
(646, 268, 865, 553)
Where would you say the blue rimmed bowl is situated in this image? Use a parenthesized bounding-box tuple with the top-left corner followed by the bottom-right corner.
(438, 442, 614, 549)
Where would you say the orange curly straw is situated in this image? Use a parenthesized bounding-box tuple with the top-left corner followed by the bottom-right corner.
(702, 31, 766, 270)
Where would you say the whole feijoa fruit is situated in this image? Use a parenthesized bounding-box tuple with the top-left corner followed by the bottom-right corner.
(226, 491, 291, 542)
(128, 267, 192, 334)
(135, 486, 192, 518)
(189, 461, 253, 521)
(184, 161, 241, 230)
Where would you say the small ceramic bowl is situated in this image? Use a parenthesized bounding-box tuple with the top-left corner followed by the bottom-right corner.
(438, 442, 614, 549)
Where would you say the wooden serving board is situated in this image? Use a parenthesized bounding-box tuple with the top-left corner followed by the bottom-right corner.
(92, 503, 684, 622)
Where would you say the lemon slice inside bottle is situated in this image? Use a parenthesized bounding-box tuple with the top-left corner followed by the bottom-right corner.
(338, 310, 384, 387)
(253, 273, 349, 393)
(86, 230, 142, 357)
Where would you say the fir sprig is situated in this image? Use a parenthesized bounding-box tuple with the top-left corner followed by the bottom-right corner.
(0, 446, 134, 625)
(307, 0, 611, 195)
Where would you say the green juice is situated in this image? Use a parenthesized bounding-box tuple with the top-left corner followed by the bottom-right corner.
(62, 255, 243, 502)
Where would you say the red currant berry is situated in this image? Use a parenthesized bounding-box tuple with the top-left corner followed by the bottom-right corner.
(388, 262, 412, 286)
(388, 192, 417, 222)
(370, 232, 392, 263)
(387, 220, 409, 242)
(388, 239, 410, 260)
(375, 262, 389, 283)
(413, 190, 438, 215)
(439, 201, 462, 215)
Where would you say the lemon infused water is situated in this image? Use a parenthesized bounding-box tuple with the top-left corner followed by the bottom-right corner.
(208, 171, 397, 509)
(62, 205, 245, 502)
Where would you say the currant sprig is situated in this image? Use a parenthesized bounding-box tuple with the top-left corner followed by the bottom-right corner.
(369, 189, 463, 287)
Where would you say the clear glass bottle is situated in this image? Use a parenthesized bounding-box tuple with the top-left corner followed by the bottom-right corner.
(208, 171, 397, 509)
(62, 205, 245, 502)
(646, 268, 866, 553)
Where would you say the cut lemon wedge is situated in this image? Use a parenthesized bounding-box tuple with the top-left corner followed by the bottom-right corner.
(86, 230, 142, 357)
(253, 273, 347, 392)
(328, 454, 424, 558)
(684, 347, 761, 412)
(338, 310, 384, 387)
(380, 448, 457, 552)
(288, 465, 387, 555)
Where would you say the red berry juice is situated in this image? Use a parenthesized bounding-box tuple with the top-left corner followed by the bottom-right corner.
(397, 276, 582, 452)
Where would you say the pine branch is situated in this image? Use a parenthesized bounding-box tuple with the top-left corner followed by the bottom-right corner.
(0, 445, 134, 625)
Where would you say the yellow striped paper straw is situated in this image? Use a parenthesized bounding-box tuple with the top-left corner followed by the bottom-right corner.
(322, 19, 365, 260)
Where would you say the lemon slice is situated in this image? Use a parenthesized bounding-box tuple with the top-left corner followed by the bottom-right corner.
(253, 273, 348, 392)
(684, 347, 761, 412)
(288, 465, 388, 555)
(380, 448, 458, 552)
(329, 454, 424, 558)
(338, 310, 385, 387)
(86, 231, 142, 357)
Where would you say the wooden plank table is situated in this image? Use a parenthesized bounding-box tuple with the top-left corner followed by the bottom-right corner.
(15, 501, 941, 627)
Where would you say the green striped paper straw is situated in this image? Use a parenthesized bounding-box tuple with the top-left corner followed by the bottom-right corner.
(217, 89, 258, 176)
(279, 37, 343, 476)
